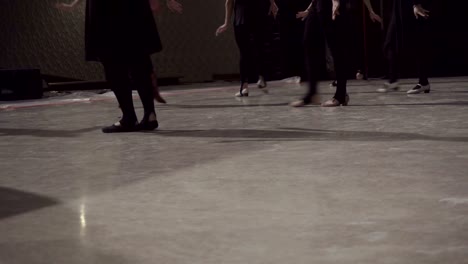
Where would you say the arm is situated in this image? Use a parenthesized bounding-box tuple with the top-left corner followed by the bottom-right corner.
(215, 0, 234, 36)
(413, 1, 429, 19)
(269, 0, 279, 18)
(332, 0, 340, 20)
(296, 0, 315, 21)
(362, 0, 382, 23)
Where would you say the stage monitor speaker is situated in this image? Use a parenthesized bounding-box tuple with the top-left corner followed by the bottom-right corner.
(0, 69, 43, 101)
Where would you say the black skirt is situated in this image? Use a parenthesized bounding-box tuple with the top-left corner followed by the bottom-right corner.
(85, 0, 163, 61)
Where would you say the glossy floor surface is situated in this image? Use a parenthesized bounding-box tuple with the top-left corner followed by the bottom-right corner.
(1, 78, 468, 264)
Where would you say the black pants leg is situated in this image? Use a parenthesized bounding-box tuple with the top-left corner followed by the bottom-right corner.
(280, 10, 306, 78)
(102, 60, 138, 125)
(303, 12, 349, 104)
(128, 56, 156, 118)
(234, 25, 253, 84)
(302, 12, 326, 104)
(414, 18, 431, 85)
(384, 0, 401, 84)
(252, 21, 268, 79)
(327, 14, 350, 102)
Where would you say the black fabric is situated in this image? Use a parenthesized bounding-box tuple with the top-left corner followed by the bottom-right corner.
(384, 0, 436, 83)
(85, 0, 162, 61)
(413, 0, 432, 6)
(234, 0, 270, 26)
(277, 0, 310, 78)
(302, 7, 350, 104)
(102, 55, 155, 125)
(234, 24, 267, 83)
(277, 0, 310, 12)
(414, 18, 431, 85)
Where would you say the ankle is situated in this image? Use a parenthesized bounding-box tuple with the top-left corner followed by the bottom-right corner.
(144, 112, 157, 122)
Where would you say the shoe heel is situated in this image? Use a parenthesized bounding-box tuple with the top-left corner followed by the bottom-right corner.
(424, 90, 430, 94)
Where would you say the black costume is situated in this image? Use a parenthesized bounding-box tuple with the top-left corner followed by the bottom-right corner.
(85, 0, 162, 131)
(384, 0, 434, 85)
(277, 0, 310, 79)
(302, 0, 351, 104)
(233, 0, 270, 90)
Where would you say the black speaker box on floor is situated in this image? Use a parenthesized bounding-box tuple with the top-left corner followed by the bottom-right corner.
(0, 69, 43, 101)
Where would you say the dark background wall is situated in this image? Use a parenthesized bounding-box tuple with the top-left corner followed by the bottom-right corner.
(363, 0, 468, 79)
(0, 0, 240, 82)
(1, 0, 467, 83)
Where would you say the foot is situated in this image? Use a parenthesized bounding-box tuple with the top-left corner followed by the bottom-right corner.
(290, 95, 321, 107)
(154, 92, 167, 104)
(257, 78, 269, 94)
(235, 88, 249, 97)
(257, 76, 267, 88)
(138, 112, 159, 131)
(152, 73, 167, 104)
(377, 82, 399, 93)
(407, 84, 430, 94)
(284, 76, 301, 84)
(102, 120, 139, 133)
(356, 71, 364, 80)
(321, 95, 349, 107)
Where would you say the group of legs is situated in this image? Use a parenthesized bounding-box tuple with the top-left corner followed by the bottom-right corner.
(379, 0, 432, 94)
(58, 0, 180, 133)
(222, 0, 433, 107)
(233, 20, 269, 97)
(62, 0, 433, 133)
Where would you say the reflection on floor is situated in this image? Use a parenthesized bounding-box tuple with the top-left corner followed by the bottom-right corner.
(1, 78, 468, 263)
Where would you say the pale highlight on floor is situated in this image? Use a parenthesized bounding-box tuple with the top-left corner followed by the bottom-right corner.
(1, 78, 468, 264)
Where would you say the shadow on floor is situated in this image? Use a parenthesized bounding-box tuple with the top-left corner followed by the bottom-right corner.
(349, 101, 468, 107)
(167, 102, 289, 109)
(0, 126, 101, 138)
(0, 239, 134, 264)
(0, 187, 58, 220)
(0, 188, 134, 263)
(150, 128, 468, 143)
(163, 100, 468, 110)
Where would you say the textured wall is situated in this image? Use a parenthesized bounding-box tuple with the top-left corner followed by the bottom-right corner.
(0, 0, 239, 82)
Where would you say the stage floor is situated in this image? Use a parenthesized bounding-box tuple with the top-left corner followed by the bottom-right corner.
(1, 77, 468, 263)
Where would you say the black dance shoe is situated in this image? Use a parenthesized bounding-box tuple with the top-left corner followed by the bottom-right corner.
(102, 121, 139, 133)
(137, 112, 159, 131)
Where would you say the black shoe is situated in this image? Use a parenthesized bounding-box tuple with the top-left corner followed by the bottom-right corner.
(330, 80, 337, 88)
(102, 121, 139, 133)
(137, 112, 159, 131)
(138, 120, 159, 131)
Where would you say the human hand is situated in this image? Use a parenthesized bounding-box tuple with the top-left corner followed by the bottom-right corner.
(332, 0, 340, 20)
(215, 24, 228, 36)
(269, 2, 279, 19)
(369, 11, 382, 23)
(296, 10, 309, 21)
(414, 4, 429, 19)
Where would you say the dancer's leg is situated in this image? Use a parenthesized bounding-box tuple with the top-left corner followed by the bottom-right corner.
(102, 59, 138, 132)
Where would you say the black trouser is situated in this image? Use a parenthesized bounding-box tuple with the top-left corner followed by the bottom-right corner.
(234, 22, 267, 84)
(303, 11, 350, 103)
(414, 18, 431, 85)
(279, 9, 306, 79)
(102, 55, 155, 125)
(385, 6, 431, 85)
